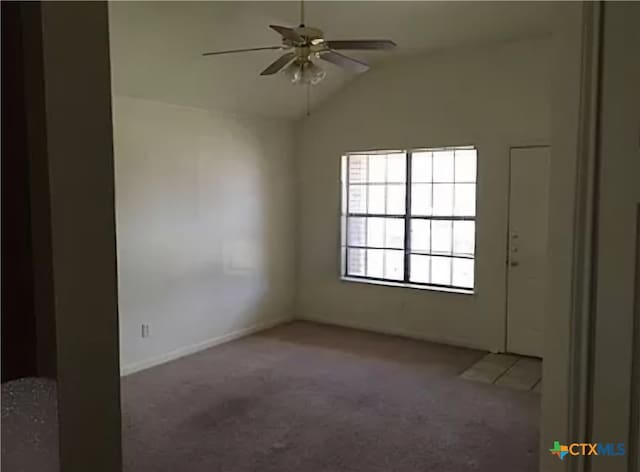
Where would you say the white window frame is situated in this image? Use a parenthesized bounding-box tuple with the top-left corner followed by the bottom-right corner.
(340, 146, 477, 294)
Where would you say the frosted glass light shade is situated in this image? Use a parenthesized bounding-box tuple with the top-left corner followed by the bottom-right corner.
(283, 61, 326, 85)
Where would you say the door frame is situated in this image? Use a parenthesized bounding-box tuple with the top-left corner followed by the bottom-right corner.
(533, 3, 603, 471)
(564, 4, 601, 472)
(542, 3, 602, 472)
(504, 144, 551, 356)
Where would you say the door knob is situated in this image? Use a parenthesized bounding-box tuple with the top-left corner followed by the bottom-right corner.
(510, 261, 519, 267)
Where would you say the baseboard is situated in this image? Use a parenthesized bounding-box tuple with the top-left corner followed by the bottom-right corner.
(297, 315, 490, 352)
(120, 317, 291, 376)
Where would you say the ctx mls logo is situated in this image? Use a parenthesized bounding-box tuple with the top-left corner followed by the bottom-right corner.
(549, 441, 625, 460)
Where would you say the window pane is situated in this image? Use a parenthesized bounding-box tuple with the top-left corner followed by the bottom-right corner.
(412, 152, 432, 182)
(347, 248, 365, 276)
(385, 218, 404, 248)
(431, 256, 452, 285)
(452, 258, 474, 288)
(432, 184, 454, 216)
(386, 184, 405, 214)
(366, 249, 384, 278)
(368, 155, 386, 183)
(410, 254, 430, 283)
(348, 155, 368, 183)
(387, 153, 406, 183)
(348, 185, 367, 213)
(431, 220, 453, 255)
(385, 250, 404, 280)
(454, 183, 476, 216)
(454, 149, 477, 182)
(411, 219, 430, 252)
(347, 217, 366, 246)
(433, 150, 454, 182)
(411, 183, 432, 216)
(366, 217, 385, 247)
(453, 221, 475, 256)
(367, 185, 385, 214)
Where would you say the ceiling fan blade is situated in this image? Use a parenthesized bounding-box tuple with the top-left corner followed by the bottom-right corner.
(325, 40, 396, 50)
(260, 52, 296, 76)
(319, 50, 370, 73)
(202, 46, 283, 57)
(269, 25, 302, 42)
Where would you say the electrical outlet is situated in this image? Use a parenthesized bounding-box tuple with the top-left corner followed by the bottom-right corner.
(141, 324, 150, 338)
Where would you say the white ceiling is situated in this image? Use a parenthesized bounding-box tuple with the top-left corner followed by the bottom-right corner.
(109, 1, 555, 119)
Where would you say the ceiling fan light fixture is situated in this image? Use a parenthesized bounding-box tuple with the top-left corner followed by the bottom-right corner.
(201, 0, 396, 89)
(303, 61, 327, 85)
(283, 62, 301, 84)
(283, 60, 326, 86)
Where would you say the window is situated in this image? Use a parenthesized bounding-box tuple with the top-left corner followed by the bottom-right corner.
(340, 146, 477, 292)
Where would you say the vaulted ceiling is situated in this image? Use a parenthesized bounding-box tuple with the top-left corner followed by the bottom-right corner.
(109, 1, 555, 119)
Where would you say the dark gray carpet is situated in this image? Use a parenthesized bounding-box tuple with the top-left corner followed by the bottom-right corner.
(122, 321, 539, 472)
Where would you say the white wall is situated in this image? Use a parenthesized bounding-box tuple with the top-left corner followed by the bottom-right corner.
(295, 38, 550, 351)
(113, 96, 296, 373)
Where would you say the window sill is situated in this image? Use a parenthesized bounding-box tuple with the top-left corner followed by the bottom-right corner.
(340, 277, 474, 295)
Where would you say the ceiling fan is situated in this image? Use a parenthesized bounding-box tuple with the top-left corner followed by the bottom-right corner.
(202, 0, 396, 86)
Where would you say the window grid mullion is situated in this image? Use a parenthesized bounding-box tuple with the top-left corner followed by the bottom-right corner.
(450, 150, 456, 285)
(364, 156, 369, 277)
(345, 155, 350, 277)
(347, 213, 474, 220)
(382, 155, 388, 278)
(345, 245, 473, 259)
(429, 153, 434, 283)
(404, 151, 412, 283)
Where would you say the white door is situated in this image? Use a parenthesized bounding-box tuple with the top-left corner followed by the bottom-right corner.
(506, 146, 550, 358)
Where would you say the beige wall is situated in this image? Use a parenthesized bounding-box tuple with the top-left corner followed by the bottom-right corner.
(591, 3, 640, 471)
(295, 38, 550, 351)
(541, 3, 596, 471)
(113, 96, 296, 373)
(39, 2, 123, 470)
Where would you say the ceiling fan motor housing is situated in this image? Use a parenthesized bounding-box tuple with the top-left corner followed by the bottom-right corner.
(293, 26, 324, 42)
(274, 26, 325, 69)
(284, 26, 326, 59)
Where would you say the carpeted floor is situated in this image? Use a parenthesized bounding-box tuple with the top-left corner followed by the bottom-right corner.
(121, 321, 540, 472)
